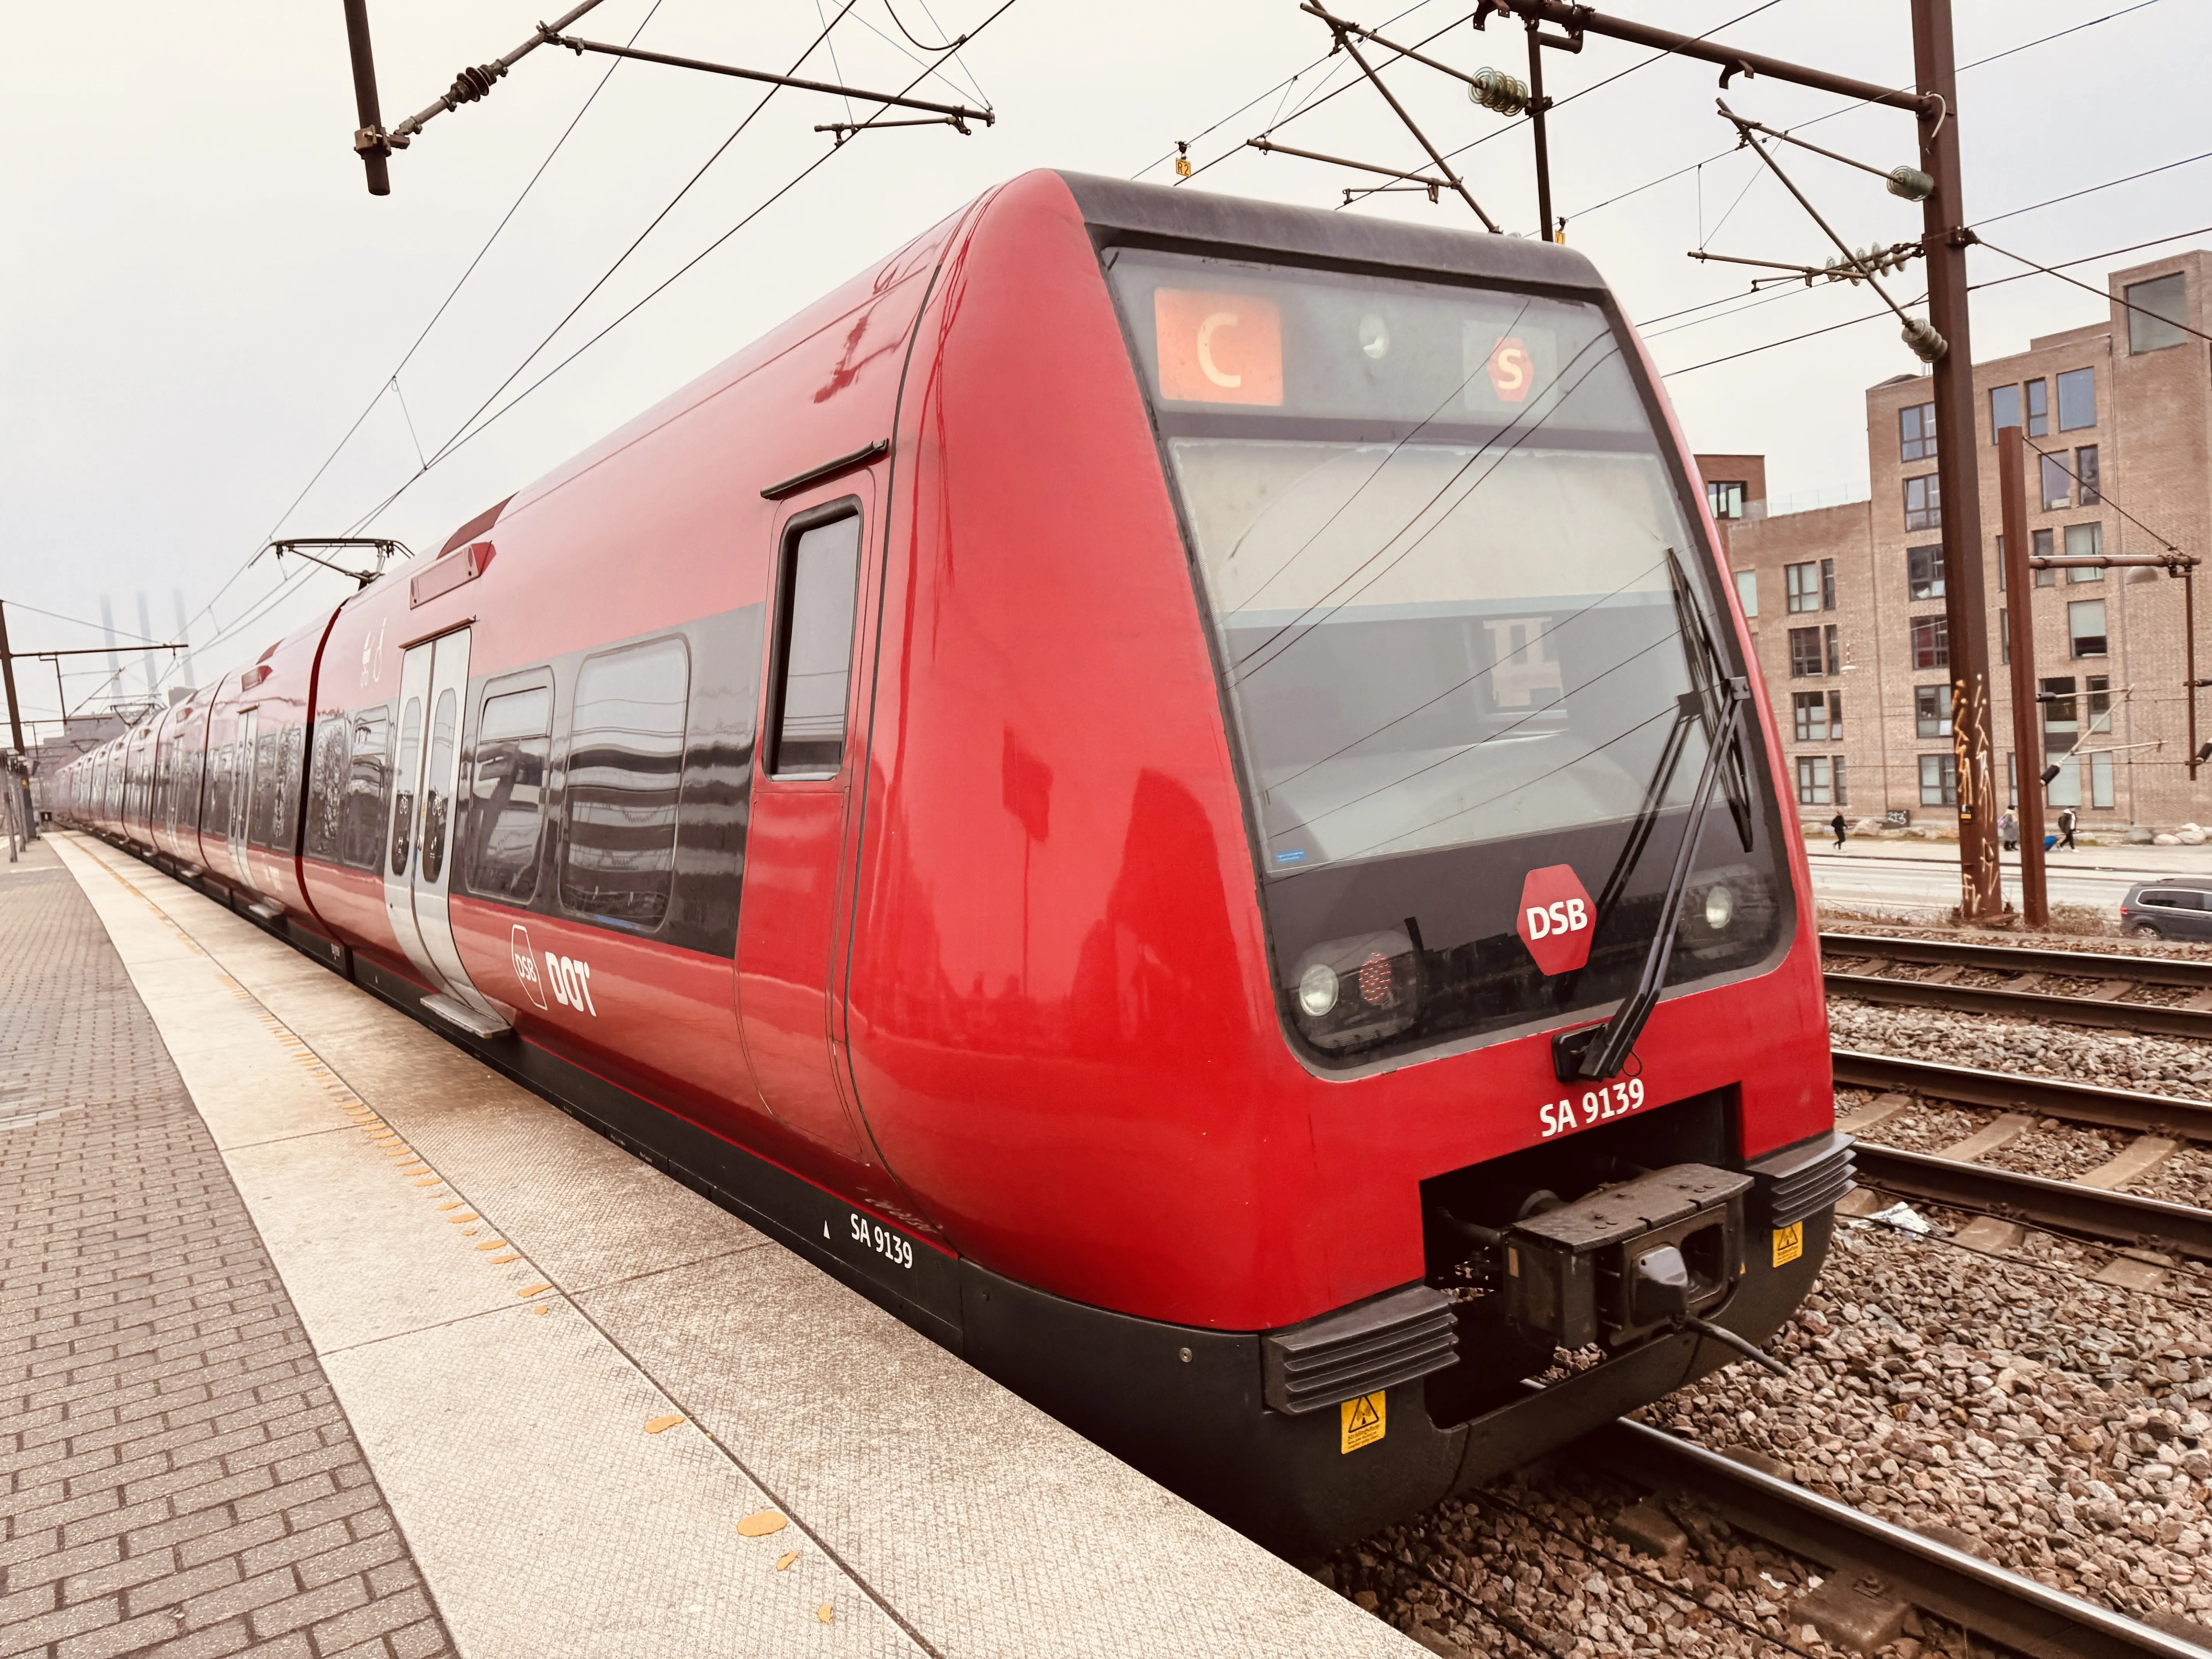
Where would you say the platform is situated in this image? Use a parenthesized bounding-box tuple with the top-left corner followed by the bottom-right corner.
(4, 832, 1417, 1659)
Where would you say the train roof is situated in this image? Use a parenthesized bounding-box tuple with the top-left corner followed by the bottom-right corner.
(1054, 170, 1611, 301)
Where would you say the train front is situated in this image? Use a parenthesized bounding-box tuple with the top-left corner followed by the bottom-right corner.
(867, 173, 1848, 1554)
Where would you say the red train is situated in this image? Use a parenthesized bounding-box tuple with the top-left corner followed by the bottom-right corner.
(54, 170, 1849, 1553)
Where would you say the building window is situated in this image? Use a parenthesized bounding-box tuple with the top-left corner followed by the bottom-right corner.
(1821, 558, 1836, 609)
(1833, 756, 1848, 807)
(1915, 684, 1954, 738)
(2064, 521, 2104, 580)
(2075, 445, 2100, 506)
(1989, 383, 2020, 440)
(2025, 378, 2049, 437)
(1903, 473, 1941, 531)
(1999, 606, 2009, 665)
(1733, 569, 1758, 617)
(1796, 755, 1832, 806)
(2125, 272, 2188, 354)
(2068, 598, 2107, 659)
(1789, 626, 1825, 678)
(1825, 623, 1839, 675)
(1919, 752, 1958, 807)
(1707, 479, 1747, 520)
(2088, 673, 2112, 734)
(2040, 452, 2071, 511)
(1899, 401, 1937, 461)
(1786, 562, 1823, 613)
(2091, 750, 2116, 809)
(1791, 690, 1842, 743)
(2057, 367, 2096, 431)
(2032, 527, 2056, 587)
(1906, 543, 1945, 601)
(1910, 615, 1949, 671)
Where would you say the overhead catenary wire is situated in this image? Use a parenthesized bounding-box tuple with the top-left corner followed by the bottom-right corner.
(1657, 219, 2212, 377)
(1129, 0, 1445, 182)
(148, 0, 674, 701)
(2019, 436, 2186, 558)
(344, 0, 1030, 539)
(381, 0, 874, 500)
(1560, 0, 2170, 225)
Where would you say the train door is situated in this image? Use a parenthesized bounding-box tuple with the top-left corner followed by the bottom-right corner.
(227, 708, 258, 878)
(735, 495, 875, 1163)
(382, 629, 509, 1034)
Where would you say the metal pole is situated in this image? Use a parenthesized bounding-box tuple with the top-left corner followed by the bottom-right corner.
(2188, 563, 2201, 781)
(1997, 427, 2047, 927)
(0, 600, 23, 756)
(1911, 0, 2000, 922)
(342, 0, 391, 196)
(1526, 19, 1553, 240)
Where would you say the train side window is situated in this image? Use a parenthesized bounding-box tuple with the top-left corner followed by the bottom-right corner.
(465, 677, 553, 903)
(340, 709, 392, 872)
(767, 512, 862, 778)
(390, 696, 424, 877)
(421, 689, 459, 884)
(561, 637, 690, 928)
(204, 735, 234, 842)
(305, 712, 347, 862)
(247, 725, 286, 850)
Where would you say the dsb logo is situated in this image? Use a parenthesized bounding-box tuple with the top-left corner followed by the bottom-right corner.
(1517, 865, 1595, 976)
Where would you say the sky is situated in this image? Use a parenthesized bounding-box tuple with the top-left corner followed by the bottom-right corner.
(3, 0, 2205, 728)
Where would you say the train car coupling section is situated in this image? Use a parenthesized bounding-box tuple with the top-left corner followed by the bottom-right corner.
(1500, 1164, 1752, 1350)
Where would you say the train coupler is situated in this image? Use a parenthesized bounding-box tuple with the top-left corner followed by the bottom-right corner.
(1499, 1164, 1752, 1351)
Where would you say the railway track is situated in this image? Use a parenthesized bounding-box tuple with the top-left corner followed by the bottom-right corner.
(1823, 932, 2212, 1041)
(1585, 1416, 2209, 1659)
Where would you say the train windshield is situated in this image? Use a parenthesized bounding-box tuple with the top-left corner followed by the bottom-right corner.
(1106, 249, 1788, 1066)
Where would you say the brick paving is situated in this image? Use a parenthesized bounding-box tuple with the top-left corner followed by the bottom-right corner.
(0, 840, 456, 1659)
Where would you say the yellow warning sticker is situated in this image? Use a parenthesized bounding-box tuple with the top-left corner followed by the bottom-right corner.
(1340, 1391, 1386, 1454)
(1772, 1222, 1805, 1267)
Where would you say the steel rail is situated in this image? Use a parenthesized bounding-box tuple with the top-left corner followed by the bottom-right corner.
(1585, 1417, 2205, 1659)
(1826, 970, 2212, 1041)
(1852, 1142, 2212, 1261)
(1831, 1050, 2212, 1139)
(1822, 931, 2212, 991)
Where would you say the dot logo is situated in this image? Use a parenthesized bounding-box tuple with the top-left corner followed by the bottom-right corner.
(1516, 865, 1595, 976)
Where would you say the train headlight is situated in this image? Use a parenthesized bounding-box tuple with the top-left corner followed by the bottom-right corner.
(1298, 962, 1340, 1017)
(1703, 884, 1736, 931)
(1358, 313, 1390, 359)
(1289, 928, 1422, 1053)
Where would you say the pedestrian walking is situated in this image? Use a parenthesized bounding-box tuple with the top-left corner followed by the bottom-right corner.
(2058, 807, 2078, 850)
(1998, 810, 2018, 852)
(1830, 810, 1848, 850)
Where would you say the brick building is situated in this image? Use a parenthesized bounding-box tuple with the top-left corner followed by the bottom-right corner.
(1703, 251, 2212, 832)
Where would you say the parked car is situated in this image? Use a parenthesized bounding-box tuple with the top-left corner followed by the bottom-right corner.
(2119, 879, 2212, 938)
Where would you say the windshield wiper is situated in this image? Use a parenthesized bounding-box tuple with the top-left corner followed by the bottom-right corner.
(1553, 674, 1749, 1084)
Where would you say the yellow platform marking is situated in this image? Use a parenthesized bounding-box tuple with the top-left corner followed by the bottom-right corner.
(1340, 1391, 1386, 1454)
(817, 1604, 835, 1624)
(644, 1413, 685, 1434)
(489, 1253, 519, 1265)
(475, 1240, 508, 1251)
(775, 1550, 799, 1572)
(448, 1212, 480, 1224)
(518, 1283, 552, 1298)
(737, 1511, 787, 1537)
